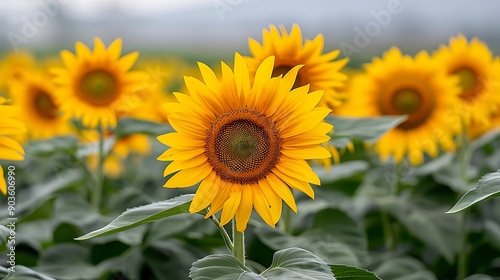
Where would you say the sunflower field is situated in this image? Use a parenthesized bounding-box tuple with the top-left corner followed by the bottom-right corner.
(1, 1, 500, 280)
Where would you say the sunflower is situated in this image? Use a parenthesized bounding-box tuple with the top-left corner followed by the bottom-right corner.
(0, 98, 26, 194)
(52, 37, 143, 128)
(433, 34, 500, 126)
(10, 72, 73, 140)
(158, 53, 332, 232)
(245, 24, 348, 108)
(0, 51, 37, 93)
(337, 47, 461, 165)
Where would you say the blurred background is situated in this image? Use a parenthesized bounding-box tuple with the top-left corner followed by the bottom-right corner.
(1, 0, 499, 66)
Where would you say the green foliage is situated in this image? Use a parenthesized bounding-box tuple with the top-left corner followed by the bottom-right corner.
(76, 194, 194, 240)
(190, 247, 336, 280)
(447, 170, 500, 213)
(330, 265, 382, 280)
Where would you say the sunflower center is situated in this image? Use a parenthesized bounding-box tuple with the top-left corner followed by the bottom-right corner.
(272, 65, 303, 89)
(33, 90, 58, 119)
(79, 69, 118, 105)
(453, 67, 480, 101)
(380, 86, 435, 130)
(392, 89, 422, 114)
(206, 108, 281, 184)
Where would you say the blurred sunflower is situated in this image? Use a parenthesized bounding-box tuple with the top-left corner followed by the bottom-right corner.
(0, 98, 26, 194)
(337, 47, 461, 165)
(434, 34, 500, 126)
(0, 51, 37, 92)
(52, 37, 143, 128)
(82, 131, 151, 178)
(10, 73, 73, 140)
(245, 24, 348, 108)
(158, 53, 332, 232)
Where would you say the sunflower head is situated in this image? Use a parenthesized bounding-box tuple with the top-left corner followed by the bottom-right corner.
(52, 37, 144, 128)
(10, 72, 73, 140)
(158, 53, 332, 231)
(245, 24, 348, 108)
(337, 47, 462, 165)
(0, 51, 37, 91)
(434, 34, 500, 126)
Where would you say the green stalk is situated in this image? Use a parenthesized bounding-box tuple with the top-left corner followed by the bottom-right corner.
(91, 126, 105, 210)
(283, 206, 293, 234)
(457, 123, 470, 280)
(210, 215, 233, 252)
(232, 219, 245, 264)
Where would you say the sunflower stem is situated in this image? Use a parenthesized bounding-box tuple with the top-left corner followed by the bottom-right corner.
(457, 124, 470, 280)
(91, 125, 105, 210)
(210, 215, 233, 252)
(283, 205, 293, 235)
(232, 219, 245, 265)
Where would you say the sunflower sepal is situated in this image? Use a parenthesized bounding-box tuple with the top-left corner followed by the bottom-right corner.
(75, 194, 194, 240)
(189, 247, 336, 280)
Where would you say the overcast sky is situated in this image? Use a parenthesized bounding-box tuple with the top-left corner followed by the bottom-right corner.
(0, 0, 499, 63)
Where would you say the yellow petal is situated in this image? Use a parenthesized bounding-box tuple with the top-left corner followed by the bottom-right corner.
(281, 145, 331, 159)
(263, 174, 297, 213)
(235, 185, 253, 232)
(272, 167, 315, 199)
(220, 187, 242, 226)
(163, 155, 207, 177)
(252, 184, 275, 227)
(118, 51, 139, 72)
(275, 157, 320, 185)
(0, 166, 5, 195)
(157, 133, 204, 148)
(190, 171, 220, 213)
(164, 161, 212, 188)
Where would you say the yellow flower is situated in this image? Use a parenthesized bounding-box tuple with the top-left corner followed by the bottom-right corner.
(434, 34, 500, 126)
(52, 37, 143, 128)
(0, 98, 26, 194)
(245, 24, 348, 108)
(158, 53, 332, 232)
(337, 47, 461, 165)
(0, 51, 37, 92)
(10, 72, 73, 140)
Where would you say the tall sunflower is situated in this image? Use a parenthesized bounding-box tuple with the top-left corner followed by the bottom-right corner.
(10, 72, 73, 140)
(337, 47, 461, 165)
(433, 34, 500, 126)
(158, 53, 332, 232)
(52, 38, 143, 128)
(0, 98, 26, 194)
(245, 24, 348, 108)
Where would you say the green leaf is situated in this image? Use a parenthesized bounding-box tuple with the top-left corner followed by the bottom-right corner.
(326, 115, 406, 148)
(330, 265, 381, 280)
(24, 135, 77, 157)
(315, 161, 369, 184)
(382, 197, 460, 263)
(374, 257, 437, 280)
(484, 220, 500, 250)
(0, 265, 56, 280)
(464, 274, 495, 280)
(262, 247, 336, 279)
(144, 241, 202, 280)
(190, 254, 264, 280)
(75, 194, 194, 240)
(115, 117, 173, 138)
(255, 227, 359, 266)
(34, 244, 108, 280)
(447, 170, 500, 213)
(0, 225, 10, 251)
(302, 208, 368, 264)
(0, 169, 84, 217)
